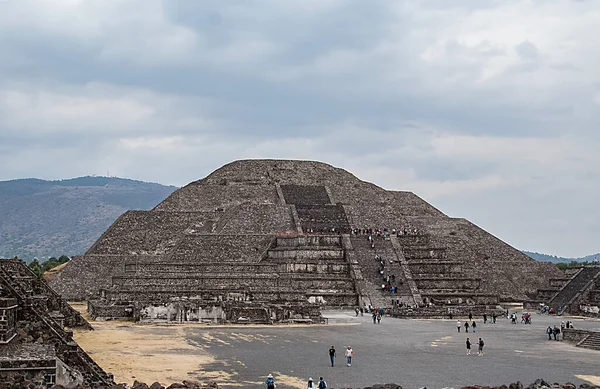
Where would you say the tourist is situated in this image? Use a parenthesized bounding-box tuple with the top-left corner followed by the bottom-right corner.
(553, 325, 559, 341)
(307, 378, 315, 389)
(457, 320, 461, 332)
(466, 337, 471, 355)
(464, 321, 470, 333)
(318, 377, 327, 389)
(376, 313, 381, 324)
(345, 346, 354, 366)
(266, 374, 276, 389)
(483, 314, 487, 324)
(561, 321, 565, 333)
(546, 326, 553, 340)
(329, 346, 336, 367)
(469, 312, 473, 321)
(472, 321, 477, 333)
(372, 312, 377, 324)
(478, 338, 485, 356)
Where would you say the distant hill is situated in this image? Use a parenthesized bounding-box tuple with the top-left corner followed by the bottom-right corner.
(523, 250, 599, 264)
(0, 176, 177, 261)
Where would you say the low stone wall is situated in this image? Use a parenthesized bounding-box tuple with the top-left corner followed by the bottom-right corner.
(277, 235, 341, 247)
(268, 247, 344, 260)
(403, 247, 447, 260)
(422, 293, 500, 305)
(88, 301, 134, 321)
(415, 278, 481, 290)
(391, 304, 504, 319)
(562, 328, 594, 343)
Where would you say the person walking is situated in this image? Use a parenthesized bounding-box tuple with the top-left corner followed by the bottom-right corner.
(546, 326, 553, 340)
(318, 377, 327, 389)
(307, 378, 315, 389)
(345, 346, 354, 366)
(477, 338, 485, 356)
(466, 337, 471, 355)
(457, 320, 461, 332)
(483, 314, 487, 324)
(266, 374, 276, 389)
(328, 346, 336, 367)
(472, 321, 477, 333)
(464, 321, 470, 333)
(469, 312, 473, 321)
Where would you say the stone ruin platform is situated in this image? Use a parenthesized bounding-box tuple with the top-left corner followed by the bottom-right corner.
(0, 258, 114, 387)
(48, 159, 561, 322)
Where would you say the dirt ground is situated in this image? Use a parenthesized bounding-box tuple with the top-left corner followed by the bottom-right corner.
(70, 303, 309, 388)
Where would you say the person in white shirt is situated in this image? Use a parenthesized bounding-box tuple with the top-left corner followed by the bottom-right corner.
(345, 346, 354, 366)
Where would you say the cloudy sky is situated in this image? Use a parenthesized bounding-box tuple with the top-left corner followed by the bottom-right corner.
(0, 0, 598, 257)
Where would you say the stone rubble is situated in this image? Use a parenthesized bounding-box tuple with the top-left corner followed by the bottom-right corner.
(2, 378, 599, 389)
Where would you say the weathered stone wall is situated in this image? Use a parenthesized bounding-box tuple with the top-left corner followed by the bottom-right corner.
(408, 262, 462, 275)
(276, 235, 341, 247)
(267, 247, 344, 260)
(414, 278, 480, 290)
(218, 204, 295, 234)
(172, 235, 273, 263)
(88, 301, 133, 320)
(48, 255, 125, 301)
(405, 216, 562, 301)
(296, 204, 350, 231)
(87, 211, 215, 255)
(280, 185, 331, 205)
(562, 328, 591, 343)
(155, 182, 279, 212)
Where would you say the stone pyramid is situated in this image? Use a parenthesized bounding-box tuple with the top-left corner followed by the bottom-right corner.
(50, 160, 559, 321)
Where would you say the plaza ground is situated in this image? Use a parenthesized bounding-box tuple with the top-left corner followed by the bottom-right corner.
(72, 306, 600, 389)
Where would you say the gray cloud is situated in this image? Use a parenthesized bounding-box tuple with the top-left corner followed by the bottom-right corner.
(0, 0, 598, 257)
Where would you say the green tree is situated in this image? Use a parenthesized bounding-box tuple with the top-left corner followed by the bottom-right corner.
(28, 258, 43, 277)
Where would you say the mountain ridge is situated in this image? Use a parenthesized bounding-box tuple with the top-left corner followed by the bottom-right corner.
(0, 176, 177, 261)
(522, 250, 599, 263)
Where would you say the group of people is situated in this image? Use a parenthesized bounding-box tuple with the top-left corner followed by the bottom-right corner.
(266, 374, 328, 389)
(465, 337, 485, 356)
(375, 252, 401, 294)
(546, 321, 573, 341)
(456, 320, 478, 333)
(512, 312, 533, 324)
(328, 345, 355, 367)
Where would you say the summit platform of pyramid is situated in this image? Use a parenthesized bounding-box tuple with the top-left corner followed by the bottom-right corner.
(49, 159, 560, 322)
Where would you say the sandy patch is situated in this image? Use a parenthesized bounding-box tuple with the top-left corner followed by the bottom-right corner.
(73, 320, 216, 385)
(68, 302, 353, 387)
(575, 375, 600, 386)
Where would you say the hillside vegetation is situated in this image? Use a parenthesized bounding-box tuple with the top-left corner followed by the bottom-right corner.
(0, 176, 176, 261)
